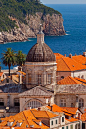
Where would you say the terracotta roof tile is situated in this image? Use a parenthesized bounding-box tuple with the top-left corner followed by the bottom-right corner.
(0, 109, 55, 129)
(47, 104, 63, 113)
(81, 112, 86, 121)
(0, 72, 3, 77)
(74, 77, 86, 85)
(47, 104, 78, 115)
(56, 55, 86, 71)
(72, 55, 86, 64)
(57, 76, 82, 85)
(61, 107, 78, 115)
(54, 53, 64, 60)
(31, 110, 50, 118)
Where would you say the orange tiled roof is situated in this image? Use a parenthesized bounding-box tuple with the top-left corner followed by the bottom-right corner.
(31, 110, 58, 118)
(0, 72, 3, 77)
(0, 127, 10, 129)
(55, 54, 86, 71)
(72, 55, 86, 65)
(61, 107, 78, 115)
(0, 109, 58, 129)
(74, 77, 86, 84)
(81, 112, 86, 121)
(65, 117, 78, 122)
(54, 53, 64, 60)
(64, 113, 71, 116)
(47, 104, 78, 115)
(57, 76, 82, 85)
(47, 104, 63, 113)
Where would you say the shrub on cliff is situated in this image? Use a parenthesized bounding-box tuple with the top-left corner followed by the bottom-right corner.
(0, 0, 61, 32)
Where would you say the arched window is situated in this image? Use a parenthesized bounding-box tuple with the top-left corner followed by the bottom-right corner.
(14, 98, 20, 107)
(0, 98, 4, 106)
(61, 76, 64, 79)
(60, 99, 66, 107)
(26, 100, 43, 109)
(79, 98, 84, 108)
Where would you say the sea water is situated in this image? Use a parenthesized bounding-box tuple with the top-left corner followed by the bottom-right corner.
(0, 4, 86, 69)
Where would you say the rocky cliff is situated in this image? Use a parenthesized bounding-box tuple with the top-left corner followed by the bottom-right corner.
(0, 12, 65, 44)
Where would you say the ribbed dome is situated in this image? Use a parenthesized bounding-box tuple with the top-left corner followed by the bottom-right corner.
(26, 43, 56, 62)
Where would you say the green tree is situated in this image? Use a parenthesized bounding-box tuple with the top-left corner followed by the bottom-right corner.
(16, 50, 26, 66)
(2, 48, 16, 76)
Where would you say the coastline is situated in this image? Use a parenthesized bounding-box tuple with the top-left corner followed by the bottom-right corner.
(0, 39, 29, 44)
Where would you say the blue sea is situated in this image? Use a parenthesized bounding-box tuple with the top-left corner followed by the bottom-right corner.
(1, 4, 86, 69)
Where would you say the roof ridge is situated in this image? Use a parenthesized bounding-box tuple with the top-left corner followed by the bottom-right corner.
(22, 111, 30, 127)
(68, 76, 79, 84)
(45, 110, 51, 118)
(62, 58, 71, 71)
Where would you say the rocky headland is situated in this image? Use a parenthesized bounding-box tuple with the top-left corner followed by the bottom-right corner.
(0, 0, 65, 44)
(0, 12, 65, 44)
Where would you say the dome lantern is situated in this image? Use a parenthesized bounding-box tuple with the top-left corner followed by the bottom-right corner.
(37, 24, 44, 45)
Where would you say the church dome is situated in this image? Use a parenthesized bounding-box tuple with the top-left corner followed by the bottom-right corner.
(26, 43, 56, 62)
(26, 25, 56, 62)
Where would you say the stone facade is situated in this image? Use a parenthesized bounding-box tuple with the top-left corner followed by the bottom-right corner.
(25, 61, 57, 89)
(54, 84, 86, 113)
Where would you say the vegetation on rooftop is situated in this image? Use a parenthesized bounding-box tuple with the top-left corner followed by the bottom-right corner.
(0, 0, 61, 32)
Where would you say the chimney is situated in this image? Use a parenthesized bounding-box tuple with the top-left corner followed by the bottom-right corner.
(69, 53, 72, 58)
(38, 107, 41, 111)
(50, 105, 53, 111)
(64, 54, 66, 57)
(39, 121, 42, 126)
(75, 53, 77, 56)
(83, 52, 86, 57)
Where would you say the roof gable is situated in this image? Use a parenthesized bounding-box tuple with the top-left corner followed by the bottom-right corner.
(19, 86, 53, 96)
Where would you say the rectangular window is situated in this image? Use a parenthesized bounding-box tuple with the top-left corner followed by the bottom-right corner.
(62, 127, 64, 129)
(66, 126, 68, 129)
(51, 121, 53, 125)
(62, 117, 64, 122)
(70, 125, 73, 129)
(0, 98, 4, 106)
(28, 73, 31, 84)
(56, 119, 57, 124)
(38, 74, 42, 85)
(14, 98, 20, 107)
